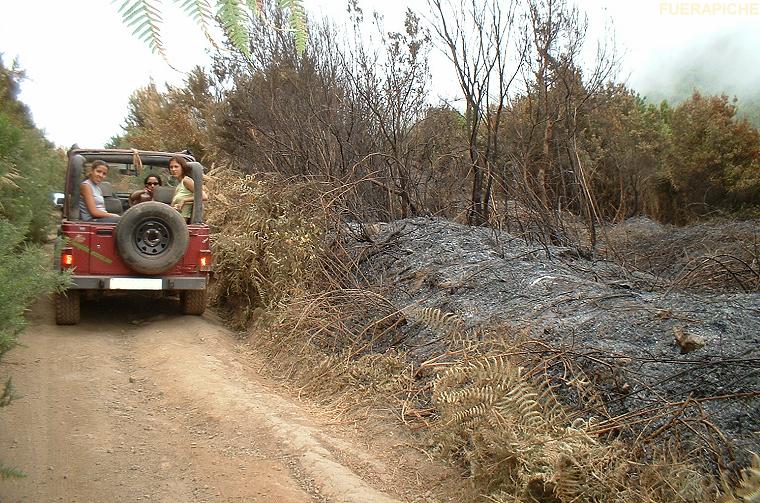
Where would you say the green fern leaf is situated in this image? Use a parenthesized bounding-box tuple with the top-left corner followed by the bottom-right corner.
(217, 0, 251, 58)
(278, 0, 307, 53)
(116, 0, 307, 60)
(173, 0, 214, 32)
(116, 0, 166, 57)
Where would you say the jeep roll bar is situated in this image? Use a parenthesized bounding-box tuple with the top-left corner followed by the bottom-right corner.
(70, 151, 195, 166)
(189, 162, 204, 224)
(66, 154, 86, 220)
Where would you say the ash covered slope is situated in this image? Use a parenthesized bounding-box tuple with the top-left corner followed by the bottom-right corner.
(347, 217, 760, 464)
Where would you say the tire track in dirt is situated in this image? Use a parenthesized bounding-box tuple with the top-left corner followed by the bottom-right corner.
(0, 295, 447, 502)
(130, 316, 399, 503)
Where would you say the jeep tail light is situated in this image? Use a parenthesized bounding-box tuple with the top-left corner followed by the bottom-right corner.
(198, 250, 212, 271)
(61, 247, 75, 268)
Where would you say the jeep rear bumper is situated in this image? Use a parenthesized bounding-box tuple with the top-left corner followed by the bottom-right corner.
(69, 276, 207, 290)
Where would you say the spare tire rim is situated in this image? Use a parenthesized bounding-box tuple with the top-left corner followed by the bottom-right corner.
(135, 220, 171, 256)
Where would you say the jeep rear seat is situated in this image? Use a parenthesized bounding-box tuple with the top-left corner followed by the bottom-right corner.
(100, 181, 123, 214)
(153, 186, 174, 204)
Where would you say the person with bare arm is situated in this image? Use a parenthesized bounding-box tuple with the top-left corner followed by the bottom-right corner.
(169, 155, 207, 223)
(79, 160, 120, 222)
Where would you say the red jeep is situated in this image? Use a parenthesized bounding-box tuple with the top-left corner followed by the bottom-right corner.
(54, 148, 212, 325)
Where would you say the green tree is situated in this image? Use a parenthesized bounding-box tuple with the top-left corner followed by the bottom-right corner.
(109, 67, 217, 164)
(0, 55, 68, 480)
(664, 91, 760, 221)
(581, 86, 671, 221)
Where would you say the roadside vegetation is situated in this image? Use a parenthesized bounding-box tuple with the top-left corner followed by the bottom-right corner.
(0, 55, 67, 479)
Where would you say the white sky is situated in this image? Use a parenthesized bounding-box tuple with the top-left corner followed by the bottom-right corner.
(0, 0, 757, 148)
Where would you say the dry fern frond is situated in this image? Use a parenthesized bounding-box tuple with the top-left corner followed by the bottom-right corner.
(429, 348, 719, 502)
(728, 454, 760, 503)
(439, 384, 497, 405)
(434, 357, 545, 434)
(403, 305, 465, 336)
(550, 453, 583, 502)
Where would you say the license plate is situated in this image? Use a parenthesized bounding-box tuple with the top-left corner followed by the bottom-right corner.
(109, 278, 163, 290)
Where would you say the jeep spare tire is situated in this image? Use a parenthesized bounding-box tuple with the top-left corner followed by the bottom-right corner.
(115, 202, 189, 275)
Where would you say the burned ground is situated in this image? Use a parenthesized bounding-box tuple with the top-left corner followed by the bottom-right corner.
(339, 217, 760, 472)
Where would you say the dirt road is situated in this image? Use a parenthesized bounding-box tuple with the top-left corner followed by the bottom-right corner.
(0, 295, 450, 502)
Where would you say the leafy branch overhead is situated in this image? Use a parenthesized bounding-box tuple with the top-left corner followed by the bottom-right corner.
(114, 0, 308, 58)
(116, 0, 166, 56)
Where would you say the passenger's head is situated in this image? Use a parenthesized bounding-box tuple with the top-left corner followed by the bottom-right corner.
(87, 160, 109, 184)
(144, 174, 162, 194)
(168, 156, 191, 179)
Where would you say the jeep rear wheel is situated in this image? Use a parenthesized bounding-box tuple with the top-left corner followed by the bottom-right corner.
(116, 202, 189, 275)
(180, 290, 206, 315)
(54, 290, 80, 325)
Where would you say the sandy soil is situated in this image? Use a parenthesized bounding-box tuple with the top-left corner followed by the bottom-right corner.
(0, 294, 452, 503)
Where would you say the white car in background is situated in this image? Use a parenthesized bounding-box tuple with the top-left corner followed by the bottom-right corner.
(51, 192, 65, 209)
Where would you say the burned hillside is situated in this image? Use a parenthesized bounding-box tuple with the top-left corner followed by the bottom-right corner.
(339, 217, 760, 470)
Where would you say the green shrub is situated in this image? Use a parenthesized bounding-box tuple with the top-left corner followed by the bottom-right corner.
(0, 56, 64, 243)
(0, 113, 63, 243)
(0, 218, 65, 358)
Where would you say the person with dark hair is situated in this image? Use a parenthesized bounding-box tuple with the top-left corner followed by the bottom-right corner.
(169, 155, 207, 222)
(129, 174, 163, 206)
(79, 160, 121, 222)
